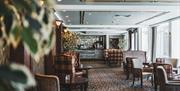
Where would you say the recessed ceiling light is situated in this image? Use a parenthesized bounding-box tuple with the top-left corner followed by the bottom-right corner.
(57, 0, 62, 2)
(88, 13, 92, 15)
(67, 19, 71, 22)
(65, 15, 69, 18)
(62, 10, 66, 12)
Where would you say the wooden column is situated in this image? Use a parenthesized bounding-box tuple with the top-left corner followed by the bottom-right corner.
(9, 43, 25, 64)
(9, 43, 32, 71)
(56, 24, 63, 54)
(44, 22, 64, 75)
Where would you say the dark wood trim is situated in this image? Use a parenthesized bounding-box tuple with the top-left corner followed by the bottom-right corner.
(9, 43, 24, 64)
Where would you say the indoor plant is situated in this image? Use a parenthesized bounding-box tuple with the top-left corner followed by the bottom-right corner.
(0, 63, 36, 91)
(0, 0, 55, 91)
(62, 29, 79, 51)
(0, 0, 55, 62)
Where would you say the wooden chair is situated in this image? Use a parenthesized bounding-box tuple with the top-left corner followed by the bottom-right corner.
(157, 66, 180, 91)
(35, 74, 60, 91)
(132, 59, 153, 87)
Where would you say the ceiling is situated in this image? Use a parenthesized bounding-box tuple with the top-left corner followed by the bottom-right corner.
(54, 0, 180, 34)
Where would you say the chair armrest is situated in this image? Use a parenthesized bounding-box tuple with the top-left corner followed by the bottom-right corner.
(168, 80, 180, 83)
(166, 82, 180, 86)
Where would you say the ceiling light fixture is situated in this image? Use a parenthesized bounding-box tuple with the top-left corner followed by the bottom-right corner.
(67, 19, 71, 22)
(57, 0, 62, 2)
(55, 20, 63, 26)
(39, 0, 44, 6)
(65, 15, 69, 18)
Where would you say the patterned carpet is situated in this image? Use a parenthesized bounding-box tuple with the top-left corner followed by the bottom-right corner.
(82, 60, 155, 91)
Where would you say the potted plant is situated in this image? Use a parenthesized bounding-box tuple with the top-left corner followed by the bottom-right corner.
(62, 29, 79, 51)
(0, 0, 55, 62)
(0, 63, 36, 91)
(0, 0, 55, 91)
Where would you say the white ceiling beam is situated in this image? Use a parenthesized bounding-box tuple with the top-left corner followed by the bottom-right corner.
(67, 25, 145, 28)
(54, 3, 180, 12)
(69, 29, 126, 31)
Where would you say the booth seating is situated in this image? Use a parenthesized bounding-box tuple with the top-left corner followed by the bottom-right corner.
(103, 49, 123, 66)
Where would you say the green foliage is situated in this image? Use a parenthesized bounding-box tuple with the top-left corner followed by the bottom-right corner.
(63, 31, 79, 51)
(21, 27, 37, 54)
(0, 64, 36, 91)
(0, 0, 55, 62)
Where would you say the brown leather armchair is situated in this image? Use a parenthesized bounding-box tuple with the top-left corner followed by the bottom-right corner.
(35, 74, 60, 91)
(157, 66, 180, 91)
(153, 63, 173, 90)
(54, 54, 83, 81)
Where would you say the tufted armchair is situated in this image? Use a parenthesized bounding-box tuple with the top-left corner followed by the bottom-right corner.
(103, 49, 123, 66)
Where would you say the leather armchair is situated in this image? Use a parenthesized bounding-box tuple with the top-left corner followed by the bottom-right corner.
(157, 66, 180, 91)
(35, 74, 60, 91)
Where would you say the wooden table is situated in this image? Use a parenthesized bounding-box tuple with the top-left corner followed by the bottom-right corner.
(77, 65, 93, 78)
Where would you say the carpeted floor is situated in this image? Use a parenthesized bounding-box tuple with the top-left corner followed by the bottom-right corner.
(82, 60, 155, 91)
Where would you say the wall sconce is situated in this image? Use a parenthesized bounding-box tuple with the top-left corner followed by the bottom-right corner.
(64, 28, 69, 33)
(55, 20, 63, 27)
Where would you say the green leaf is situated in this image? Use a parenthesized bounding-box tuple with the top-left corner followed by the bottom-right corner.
(0, 65, 27, 84)
(10, 26, 21, 41)
(0, 1, 14, 35)
(43, 9, 49, 24)
(48, 31, 53, 47)
(13, 0, 33, 14)
(21, 27, 37, 54)
(25, 15, 42, 32)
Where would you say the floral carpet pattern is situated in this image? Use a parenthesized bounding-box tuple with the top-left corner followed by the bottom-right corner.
(83, 61, 155, 91)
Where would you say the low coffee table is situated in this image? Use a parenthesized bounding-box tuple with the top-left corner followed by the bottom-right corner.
(60, 77, 88, 91)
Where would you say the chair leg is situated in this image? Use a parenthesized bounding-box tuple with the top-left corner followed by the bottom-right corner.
(141, 75, 143, 88)
(132, 75, 135, 86)
(126, 71, 129, 80)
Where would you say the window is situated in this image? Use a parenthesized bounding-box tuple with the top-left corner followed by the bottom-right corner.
(156, 22, 170, 58)
(139, 27, 151, 62)
(171, 18, 180, 66)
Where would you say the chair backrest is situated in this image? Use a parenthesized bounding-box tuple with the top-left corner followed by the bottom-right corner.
(104, 49, 123, 61)
(165, 58, 178, 68)
(123, 51, 146, 63)
(155, 63, 173, 79)
(35, 74, 60, 91)
(156, 58, 165, 63)
(157, 66, 168, 86)
(132, 59, 143, 69)
(54, 54, 76, 81)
